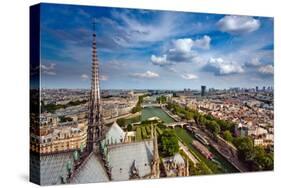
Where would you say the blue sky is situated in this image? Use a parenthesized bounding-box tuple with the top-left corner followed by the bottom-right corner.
(40, 3, 274, 90)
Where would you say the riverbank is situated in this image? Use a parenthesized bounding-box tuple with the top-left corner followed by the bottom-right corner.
(175, 127, 238, 174)
(104, 111, 141, 125)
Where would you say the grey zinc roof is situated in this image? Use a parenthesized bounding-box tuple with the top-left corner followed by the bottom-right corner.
(173, 153, 185, 164)
(30, 152, 73, 185)
(31, 152, 109, 185)
(70, 152, 109, 184)
(107, 140, 154, 181)
(102, 121, 125, 146)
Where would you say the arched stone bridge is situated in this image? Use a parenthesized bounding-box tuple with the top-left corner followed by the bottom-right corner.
(164, 121, 186, 129)
(141, 103, 166, 108)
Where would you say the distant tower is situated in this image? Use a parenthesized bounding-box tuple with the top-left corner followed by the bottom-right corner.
(151, 124, 160, 178)
(87, 20, 103, 153)
(201, 85, 206, 97)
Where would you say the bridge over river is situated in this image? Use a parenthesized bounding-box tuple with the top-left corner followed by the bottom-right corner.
(140, 105, 241, 173)
(164, 121, 187, 128)
(141, 103, 166, 108)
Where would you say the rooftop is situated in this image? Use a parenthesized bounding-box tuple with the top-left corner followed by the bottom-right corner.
(107, 140, 154, 181)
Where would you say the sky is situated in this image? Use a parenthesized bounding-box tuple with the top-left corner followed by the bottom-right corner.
(40, 3, 274, 90)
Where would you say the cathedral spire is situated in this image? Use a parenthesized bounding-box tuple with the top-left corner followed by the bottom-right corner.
(87, 19, 103, 153)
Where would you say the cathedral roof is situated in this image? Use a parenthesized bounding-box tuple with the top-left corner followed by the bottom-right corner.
(173, 153, 185, 164)
(103, 121, 125, 145)
(30, 151, 109, 185)
(107, 140, 154, 181)
(30, 152, 72, 185)
(30, 123, 156, 185)
(70, 152, 109, 184)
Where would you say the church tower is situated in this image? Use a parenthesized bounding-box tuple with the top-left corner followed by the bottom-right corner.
(87, 20, 103, 153)
(151, 124, 160, 178)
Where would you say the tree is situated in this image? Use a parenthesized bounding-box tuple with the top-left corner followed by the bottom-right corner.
(233, 136, 274, 171)
(252, 146, 273, 171)
(159, 130, 179, 156)
(204, 114, 214, 121)
(207, 120, 220, 135)
(233, 136, 254, 162)
(117, 118, 126, 127)
(59, 116, 73, 123)
(127, 124, 133, 131)
(223, 130, 233, 142)
(131, 95, 145, 113)
(200, 116, 208, 125)
(156, 96, 167, 104)
(185, 112, 193, 120)
(258, 154, 273, 170)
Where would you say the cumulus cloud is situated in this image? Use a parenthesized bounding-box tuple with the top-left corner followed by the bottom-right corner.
(41, 63, 56, 75)
(170, 35, 211, 52)
(171, 38, 194, 53)
(217, 16, 260, 34)
(193, 35, 211, 49)
(130, 70, 159, 78)
(151, 54, 169, 66)
(181, 73, 198, 80)
(100, 75, 109, 81)
(204, 57, 244, 75)
(167, 49, 198, 63)
(258, 65, 274, 75)
(81, 74, 89, 80)
(246, 57, 262, 67)
(151, 35, 211, 65)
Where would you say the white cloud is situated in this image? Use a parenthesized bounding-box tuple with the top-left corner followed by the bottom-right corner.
(205, 57, 244, 75)
(109, 10, 181, 47)
(41, 63, 56, 75)
(181, 73, 198, 80)
(44, 71, 56, 76)
(167, 49, 198, 63)
(41, 63, 55, 70)
(170, 35, 211, 53)
(168, 67, 178, 73)
(171, 38, 194, 53)
(152, 35, 211, 65)
(246, 58, 262, 67)
(130, 70, 159, 78)
(81, 74, 109, 81)
(81, 74, 89, 80)
(258, 65, 274, 75)
(193, 35, 211, 49)
(217, 16, 260, 34)
(151, 54, 169, 66)
(100, 75, 109, 81)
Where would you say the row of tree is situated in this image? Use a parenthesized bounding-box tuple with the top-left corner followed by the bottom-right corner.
(167, 102, 235, 137)
(41, 100, 88, 113)
(116, 115, 140, 128)
(159, 129, 179, 157)
(131, 95, 146, 113)
(166, 101, 273, 171)
(156, 95, 167, 104)
(233, 136, 273, 171)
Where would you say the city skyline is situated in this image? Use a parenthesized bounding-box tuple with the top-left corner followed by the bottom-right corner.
(40, 3, 274, 90)
(30, 4, 274, 185)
